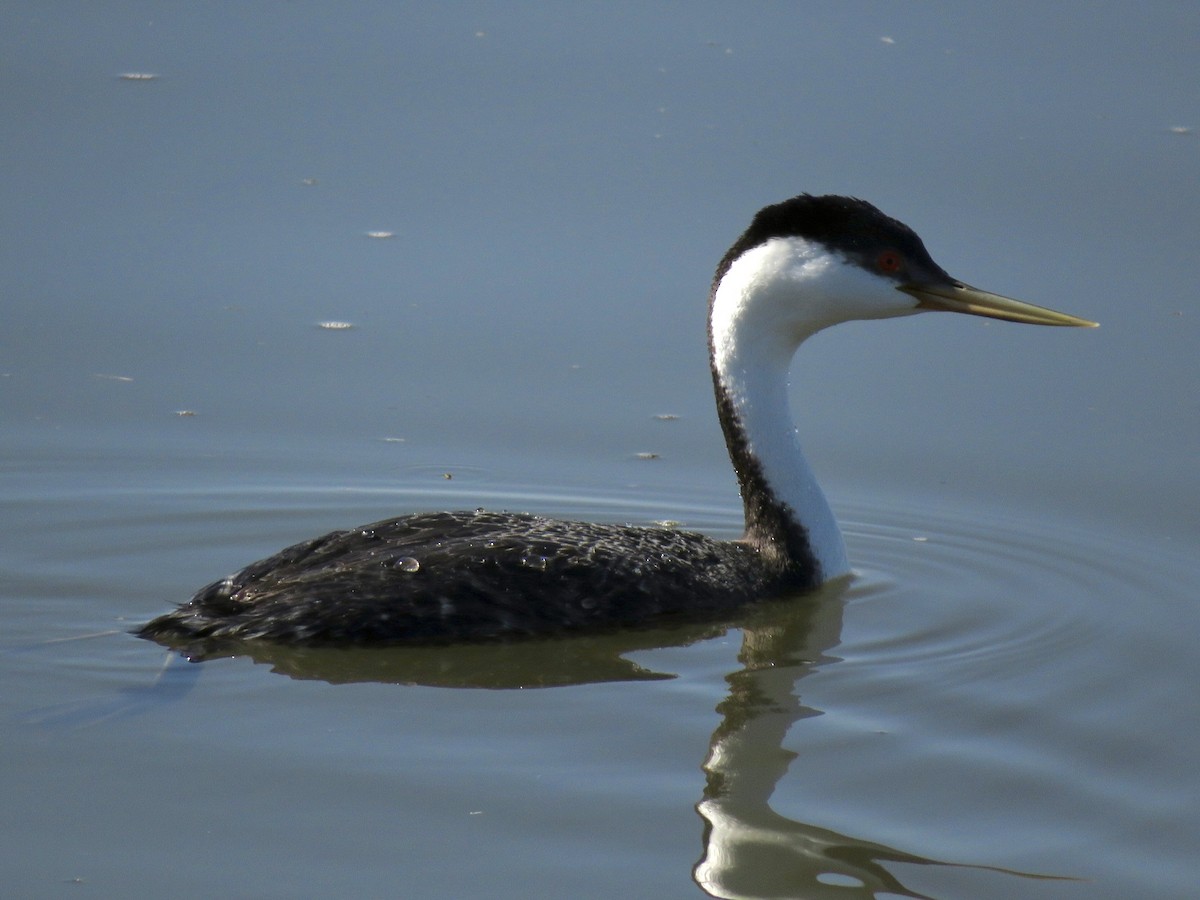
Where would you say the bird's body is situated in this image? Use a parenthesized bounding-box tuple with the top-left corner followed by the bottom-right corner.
(137, 194, 1094, 649)
(151, 511, 779, 644)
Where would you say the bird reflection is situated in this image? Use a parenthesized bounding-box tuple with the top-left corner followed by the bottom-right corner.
(144, 592, 1072, 896)
(693, 589, 947, 898)
(692, 587, 1075, 899)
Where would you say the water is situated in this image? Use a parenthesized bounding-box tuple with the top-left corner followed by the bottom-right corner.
(3, 4, 1198, 898)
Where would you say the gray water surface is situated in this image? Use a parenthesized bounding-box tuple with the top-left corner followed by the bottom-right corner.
(3, 4, 1198, 898)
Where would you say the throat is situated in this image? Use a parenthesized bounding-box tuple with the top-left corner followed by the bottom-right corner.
(711, 354, 849, 585)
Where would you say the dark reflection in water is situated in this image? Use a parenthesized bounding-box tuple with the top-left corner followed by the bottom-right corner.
(146, 587, 1080, 898)
(160, 622, 733, 688)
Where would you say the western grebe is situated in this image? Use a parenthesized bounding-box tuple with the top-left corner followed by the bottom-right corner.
(137, 194, 1095, 647)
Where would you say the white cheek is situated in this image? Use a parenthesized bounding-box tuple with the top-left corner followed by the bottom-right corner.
(713, 237, 921, 360)
(711, 239, 825, 371)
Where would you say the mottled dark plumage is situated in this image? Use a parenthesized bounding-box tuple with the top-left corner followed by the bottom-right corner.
(137, 510, 785, 645)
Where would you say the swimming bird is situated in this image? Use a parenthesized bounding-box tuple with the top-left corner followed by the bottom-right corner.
(137, 194, 1095, 648)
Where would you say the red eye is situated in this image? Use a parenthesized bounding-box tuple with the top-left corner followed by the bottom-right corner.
(876, 250, 903, 273)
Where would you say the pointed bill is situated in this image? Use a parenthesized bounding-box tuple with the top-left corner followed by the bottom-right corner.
(900, 281, 1098, 327)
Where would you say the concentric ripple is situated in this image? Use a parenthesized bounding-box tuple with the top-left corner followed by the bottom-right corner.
(835, 494, 1192, 685)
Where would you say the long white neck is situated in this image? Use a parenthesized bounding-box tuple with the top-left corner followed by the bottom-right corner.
(708, 238, 852, 583)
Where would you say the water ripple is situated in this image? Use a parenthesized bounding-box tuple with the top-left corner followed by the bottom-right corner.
(836, 498, 1189, 684)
